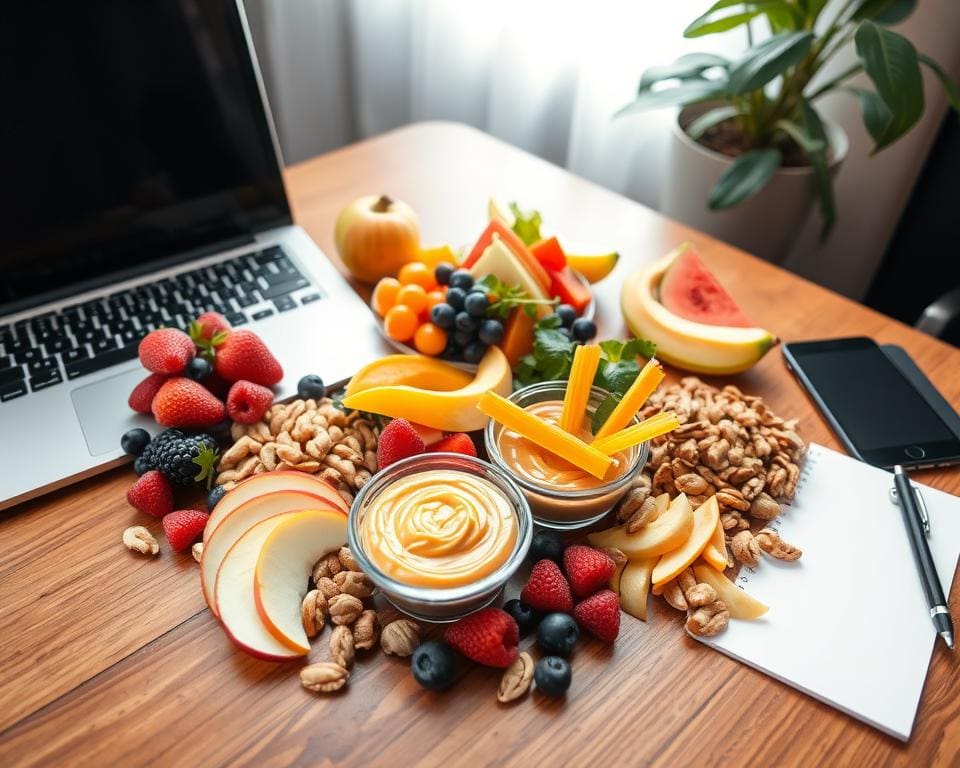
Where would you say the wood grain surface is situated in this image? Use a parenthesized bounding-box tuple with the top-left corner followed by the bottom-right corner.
(1, 122, 958, 767)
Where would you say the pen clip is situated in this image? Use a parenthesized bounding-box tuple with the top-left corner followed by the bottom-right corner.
(889, 485, 931, 536)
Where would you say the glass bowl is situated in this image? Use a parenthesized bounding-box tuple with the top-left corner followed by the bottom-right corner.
(348, 453, 532, 623)
(484, 380, 648, 530)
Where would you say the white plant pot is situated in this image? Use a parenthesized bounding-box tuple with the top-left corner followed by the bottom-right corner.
(660, 102, 848, 264)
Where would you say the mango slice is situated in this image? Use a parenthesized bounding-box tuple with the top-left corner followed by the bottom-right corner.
(619, 557, 656, 621)
(591, 411, 680, 456)
(594, 358, 664, 440)
(345, 354, 473, 397)
(652, 496, 720, 587)
(587, 493, 694, 559)
(693, 563, 769, 620)
(342, 346, 512, 433)
(701, 517, 728, 571)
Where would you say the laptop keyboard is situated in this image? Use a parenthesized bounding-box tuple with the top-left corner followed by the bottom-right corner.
(0, 245, 322, 403)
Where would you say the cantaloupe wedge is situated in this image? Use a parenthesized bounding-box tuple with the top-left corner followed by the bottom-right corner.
(701, 517, 728, 571)
(693, 563, 769, 620)
(341, 345, 512, 432)
(619, 557, 656, 621)
(501, 308, 535, 367)
(345, 354, 473, 397)
(652, 496, 720, 587)
(587, 493, 694, 559)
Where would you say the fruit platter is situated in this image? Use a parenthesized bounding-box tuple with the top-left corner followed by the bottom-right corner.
(115, 192, 800, 707)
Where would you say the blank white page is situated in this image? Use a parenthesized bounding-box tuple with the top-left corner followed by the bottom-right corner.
(692, 443, 960, 741)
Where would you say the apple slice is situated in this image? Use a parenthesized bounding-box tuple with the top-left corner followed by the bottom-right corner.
(619, 558, 656, 621)
(254, 509, 348, 653)
(201, 489, 342, 615)
(214, 513, 303, 661)
(652, 496, 720, 588)
(204, 471, 347, 544)
(701, 516, 728, 571)
(693, 563, 769, 620)
(587, 493, 694, 559)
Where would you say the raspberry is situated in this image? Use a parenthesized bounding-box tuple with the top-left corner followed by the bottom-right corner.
(520, 559, 574, 613)
(444, 607, 518, 668)
(573, 589, 621, 643)
(563, 544, 616, 597)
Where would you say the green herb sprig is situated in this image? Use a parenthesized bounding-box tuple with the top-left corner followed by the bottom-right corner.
(474, 274, 558, 320)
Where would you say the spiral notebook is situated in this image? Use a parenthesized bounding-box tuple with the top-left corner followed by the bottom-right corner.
(691, 443, 960, 741)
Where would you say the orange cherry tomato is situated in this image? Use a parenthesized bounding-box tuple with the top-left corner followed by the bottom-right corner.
(398, 261, 437, 291)
(414, 322, 448, 356)
(395, 284, 428, 316)
(426, 290, 447, 311)
(371, 277, 401, 317)
(383, 304, 419, 342)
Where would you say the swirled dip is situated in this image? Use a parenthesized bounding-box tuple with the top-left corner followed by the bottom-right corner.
(359, 469, 517, 587)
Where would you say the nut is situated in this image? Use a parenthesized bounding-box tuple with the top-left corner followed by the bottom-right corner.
(334, 570, 376, 599)
(675, 473, 709, 496)
(380, 618, 421, 656)
(625, 496, 659, 533)
(300, 662, 349, 693)
(661, 580, 688, 611)
(191, 542, 203, 563)
(352, 609, 381, 650)
(328, 594, 363, 626)
(616, 485, 651, 524)
(686, 600, 730, 637)
(313, 552, 343, 580)
(301, 590, 324, 638)
(730, 530, 761, 567)
(338, 546, 359, 571)
(497, 652, 534, 703)
(123, 526, 159, 556)
(749, 492, 781, 521)
(330, 625, 355, 668)
(598, 547, 628, 567)
(685, 583, 718, 608)
(756, 528, 802, 561)
(316, 577, 340, 601)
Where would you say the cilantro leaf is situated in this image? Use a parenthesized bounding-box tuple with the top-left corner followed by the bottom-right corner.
(622, 338, 657, 360)
(595, 359, 641, 396)
(599, 339, 624, 363)
(509, 202, 543, 246)
(592, 393, 622, 434)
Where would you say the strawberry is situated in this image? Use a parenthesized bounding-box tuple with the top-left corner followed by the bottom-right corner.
(520, 559, 574, 613)
(212, 330, 283, 386)
(573, 589, 621, 643)
(151, 377, 226, 428)
(226, 380, 274, 424)
(563, 544, 616, 598)
(126, 470, 174, 519)
(426, 433, 477, 457)
(190, 311, 231, 343)
(128, 372, 168, 414)
(162, 508, 209, 553)
(444, 607, 519, 668)
(138, 328, 195, 375)
(376, 418, 425, 468)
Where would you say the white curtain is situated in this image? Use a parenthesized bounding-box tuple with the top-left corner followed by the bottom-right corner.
(245, 0, 960, 299)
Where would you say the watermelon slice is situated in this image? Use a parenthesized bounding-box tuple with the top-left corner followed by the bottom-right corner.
(659, 248, 753, 328)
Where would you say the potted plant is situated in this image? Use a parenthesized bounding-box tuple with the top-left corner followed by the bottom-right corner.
(618, 0, 960, 262)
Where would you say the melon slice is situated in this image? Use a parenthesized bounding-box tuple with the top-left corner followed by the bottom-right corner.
(659, 247, 753, 328)
(469, 237, 552, 317)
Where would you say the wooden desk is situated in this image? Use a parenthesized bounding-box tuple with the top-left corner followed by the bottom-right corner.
(1, 123, 958, 767)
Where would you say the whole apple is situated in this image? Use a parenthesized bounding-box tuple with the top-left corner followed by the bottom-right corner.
(334, 194, 420, 284)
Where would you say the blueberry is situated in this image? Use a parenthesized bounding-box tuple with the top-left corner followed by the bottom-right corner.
(477, 319, 504, 346)
(434, 262, 455, 286)
(503, 598, 538, 637)
(411, 641, 457, 691)
(449, 270, 474, 291)
(464, 291, 489, 318)
(571, 318, 597, 342)
(534, 656, 571, 697)
(556, 304, 577, 328)
(537, 613, 580, 657)
(446, 287, 467, 311)
(431, 303, 456, 330)
(185, 357, 212, 382)
(453, 329, 474, 348)
(133, 455, 151, 476)
(530, 529, 564, 563)
(462, 340, 488, 364)
(455, 312, 478, 333)
(297, 374, 326, 399)
(121, 428, 151, 457)
(207, 484, 227, 511)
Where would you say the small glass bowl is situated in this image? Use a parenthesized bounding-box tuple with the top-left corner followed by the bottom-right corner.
(348, 453, 532, 623)
(484, 380, 649, 530)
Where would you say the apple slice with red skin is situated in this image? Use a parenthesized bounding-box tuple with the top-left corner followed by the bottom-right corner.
(201, 489, 342, 615)
(253, 509, 348, 653)
(204, 471, 347, 544)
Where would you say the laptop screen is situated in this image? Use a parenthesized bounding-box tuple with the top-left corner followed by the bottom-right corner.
(0, 1, 290, 314)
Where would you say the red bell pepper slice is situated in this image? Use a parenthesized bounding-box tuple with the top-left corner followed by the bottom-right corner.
(547, 265, 592, 314)
(530, 237, 567, 271)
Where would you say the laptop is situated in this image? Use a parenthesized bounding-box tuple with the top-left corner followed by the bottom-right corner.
(0, 1, 391, 511)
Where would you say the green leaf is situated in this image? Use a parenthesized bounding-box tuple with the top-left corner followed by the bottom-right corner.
(708, 148, 782, 210)
(799, 101, 836, 240)
(639, 53, 730, 92)
(686, 106, 742, 140)
(536, 314, 563, 331)
(728, 31, 815, 95)
(509, 202, 542, 246)
(534, 329, 575, 381)
(845, 86, 895, 148)
(616, 79, 728, 117)
(854, 21, 924, 151)
(773, 118, 826, 153)
(919, 53, 960, 114)
(852, 0, 916, 24)
(592, 394, 622, 434)
(596, 359, 641, 396)
(192, 441, 220, 490)
(598, 340, 624, 363)
(623, 337, 657, 360)
(685, 1, 801, 39)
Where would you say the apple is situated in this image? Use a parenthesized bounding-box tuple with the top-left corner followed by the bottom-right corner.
(201, 489, 343, 615)
(214, 513, 303, 661)
(204, 471, 348, 544)
(253, 509, 348, 653)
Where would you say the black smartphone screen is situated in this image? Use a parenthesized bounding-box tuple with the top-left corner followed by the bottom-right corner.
(783, 338, 960, 467)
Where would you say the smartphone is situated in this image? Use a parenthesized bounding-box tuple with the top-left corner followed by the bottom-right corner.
(782, 337, 960, 469)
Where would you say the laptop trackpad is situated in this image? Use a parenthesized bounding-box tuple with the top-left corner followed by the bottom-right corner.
(71, 366, 158, 456)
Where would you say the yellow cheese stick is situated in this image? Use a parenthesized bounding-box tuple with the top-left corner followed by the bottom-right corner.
(592, 412, 680, 456)
(477, 391, 614, 480)
(559, 344, 601, 435)
(593, 357, 665, 440)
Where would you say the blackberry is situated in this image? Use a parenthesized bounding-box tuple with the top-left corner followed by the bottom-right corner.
(142, 429, 219, 488)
